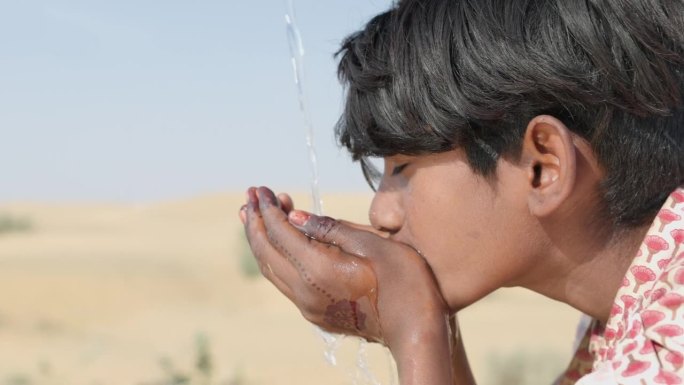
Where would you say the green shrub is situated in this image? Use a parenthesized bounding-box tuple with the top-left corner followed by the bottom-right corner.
(3, 374, 32, 385)
(2, 334, 247, 385)
(142, 333, 246, 385)
(0, 213, 32, 234)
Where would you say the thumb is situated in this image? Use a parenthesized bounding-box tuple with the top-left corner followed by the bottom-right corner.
(288, 210, 381, 257)
(338, 219, 390, 239)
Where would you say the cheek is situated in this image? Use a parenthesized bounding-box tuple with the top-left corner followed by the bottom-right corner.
(402, 184, 491, 277)
(403, 183, 532, 308)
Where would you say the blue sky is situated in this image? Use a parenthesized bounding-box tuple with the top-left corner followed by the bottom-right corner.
(0, 0, 393, 202)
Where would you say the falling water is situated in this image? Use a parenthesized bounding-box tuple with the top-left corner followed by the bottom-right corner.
(353, 340, 381, 385)
(285, 0, 322, 216)
(284, 3, 396, 384)
(284, 0, 340, 366)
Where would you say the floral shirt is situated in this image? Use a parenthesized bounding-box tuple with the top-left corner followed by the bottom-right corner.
(558, 187, 684, 385)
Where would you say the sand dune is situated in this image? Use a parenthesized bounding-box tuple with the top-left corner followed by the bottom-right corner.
(0, 193, 580, 385)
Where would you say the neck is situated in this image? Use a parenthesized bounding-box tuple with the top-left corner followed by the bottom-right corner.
(523, 219, 651, 323)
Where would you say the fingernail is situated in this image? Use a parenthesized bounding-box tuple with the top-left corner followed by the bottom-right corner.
(289, 210, 310, 226)
(257, 186, 278, 206)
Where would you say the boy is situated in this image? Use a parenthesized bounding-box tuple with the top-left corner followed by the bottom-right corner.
(240, 0, 683, 383)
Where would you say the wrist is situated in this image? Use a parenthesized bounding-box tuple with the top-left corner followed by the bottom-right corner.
(389, 311, 453, 385)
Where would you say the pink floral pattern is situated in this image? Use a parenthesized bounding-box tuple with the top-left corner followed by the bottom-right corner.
(558, 187, 684, 385)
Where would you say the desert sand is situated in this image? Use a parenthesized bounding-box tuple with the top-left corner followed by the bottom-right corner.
(0, 193, 581, 385)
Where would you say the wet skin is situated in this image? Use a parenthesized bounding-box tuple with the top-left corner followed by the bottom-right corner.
(241, 186, 455, 384)
(241, 186, 448, 345)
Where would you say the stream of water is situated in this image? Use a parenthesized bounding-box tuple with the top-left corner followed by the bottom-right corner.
(283, 3, 395, 384)
(284, 0, 341, 367)
(285, 0, 322, 216)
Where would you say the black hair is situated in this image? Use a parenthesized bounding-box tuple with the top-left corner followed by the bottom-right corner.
(335, 0, 683, 227)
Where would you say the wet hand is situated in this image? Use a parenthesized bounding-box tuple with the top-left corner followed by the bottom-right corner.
(239, 186, 449, 351)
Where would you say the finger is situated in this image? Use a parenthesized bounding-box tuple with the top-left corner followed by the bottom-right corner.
(260, 259, 295, 300)
(244, 187, 300, 297)
(256, 186, 343, 275)
(277, 193, 294, 214)
(337, 219, 390, 239)
(287, 209, 384, 258)
(282, 210, 388, 239)
(259, 188, 380, 309)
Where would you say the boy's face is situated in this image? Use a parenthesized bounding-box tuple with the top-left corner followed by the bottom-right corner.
(371, 149, 541, 311)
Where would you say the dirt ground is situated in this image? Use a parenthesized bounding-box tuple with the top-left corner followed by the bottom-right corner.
(0, 193, 581, 385)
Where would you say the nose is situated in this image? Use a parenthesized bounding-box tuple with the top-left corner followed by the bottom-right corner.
(368, 188, 404, 234)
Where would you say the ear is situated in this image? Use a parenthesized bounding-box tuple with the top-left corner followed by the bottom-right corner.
(522, 115, 577, 217)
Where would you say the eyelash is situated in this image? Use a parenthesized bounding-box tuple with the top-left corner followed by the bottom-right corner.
(391, 163, 409, 176)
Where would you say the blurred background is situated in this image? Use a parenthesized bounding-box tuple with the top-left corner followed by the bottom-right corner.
(0, 1, 581, 384)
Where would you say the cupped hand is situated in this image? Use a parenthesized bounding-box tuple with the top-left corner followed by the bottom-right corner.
(239, 186, 449, 352)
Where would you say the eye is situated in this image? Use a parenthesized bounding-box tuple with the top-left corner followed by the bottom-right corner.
(391, 163, 409, 176)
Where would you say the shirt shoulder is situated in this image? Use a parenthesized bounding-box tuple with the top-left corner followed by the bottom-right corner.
(558, 187, 684, 384)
